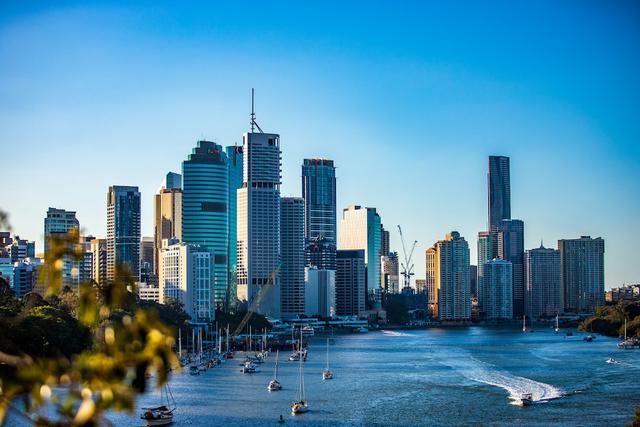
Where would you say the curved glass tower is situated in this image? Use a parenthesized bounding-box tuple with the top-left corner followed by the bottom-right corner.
(182, 141, 229, 311)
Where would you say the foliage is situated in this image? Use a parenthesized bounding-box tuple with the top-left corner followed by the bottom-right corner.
(629, 404, 640, 427)
(579, 301, 640, 337)
(213, 309, 272, 333)
(0, 223, 179, 425)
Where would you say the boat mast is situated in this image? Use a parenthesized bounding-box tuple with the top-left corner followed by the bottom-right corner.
(326, 337, 330, 370)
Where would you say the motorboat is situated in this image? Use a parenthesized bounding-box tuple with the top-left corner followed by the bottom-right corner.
(322, 338, 333, 380)
(242, 360, 257, 374)
(188, 365, 200, 376)
(518, 393, 534, 406)
(606, 357, 617, 364)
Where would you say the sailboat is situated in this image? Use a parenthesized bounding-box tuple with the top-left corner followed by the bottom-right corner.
(554, 314, 560, 333)
(140, 382, 176, 426)
(322, 338, 333, 380)
(290, 330, 308, 414)
(522, 315, 527, 333)
(268, 350, 282, 391)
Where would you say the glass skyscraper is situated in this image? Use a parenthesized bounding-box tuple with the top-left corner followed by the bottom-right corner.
(488, 155, 511, 232)
(558, 236, 605, 314)
(106, 186, 141, 281)
(182, 141, 228, 310)
(280, 197, 305, 318)
(496, 219, 525, 318)
(226, 145, 243, 311)
(302, 158, 336, 270)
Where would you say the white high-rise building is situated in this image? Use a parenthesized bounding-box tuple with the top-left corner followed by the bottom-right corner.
(525, 245, 561, 319)
(158, 238, 213, 323)
(338, 205, 382, 306)
(237, 130, 282, 319)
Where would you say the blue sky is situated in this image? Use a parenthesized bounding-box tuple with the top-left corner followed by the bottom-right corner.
(1, 1, 638, 288)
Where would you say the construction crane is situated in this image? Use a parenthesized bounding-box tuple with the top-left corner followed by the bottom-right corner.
(232, 267, 279, 337)
(397, 225, 418, 293)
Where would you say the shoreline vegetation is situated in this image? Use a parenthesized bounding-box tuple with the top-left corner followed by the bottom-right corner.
(578, 301, 640, 338)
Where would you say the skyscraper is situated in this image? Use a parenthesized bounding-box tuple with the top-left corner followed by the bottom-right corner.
(302, 158, 337, 270)
(226, 145, 243, 311)
(106, 186, 141, 281)
(182, 141, 228, 310)
(280, 197, 305, 319)
(488, 156, 511, 232)
(338, 205, 382, 306)
(476, 231, 493, 316)
(158, 238, 213, 323)
(425, 247, 438, 318)
(335, 249, 366, 316)
(496, 219, 525, 318)
(381, 252, 399, 294)
(525, 244, 561, 319)
(140, 236, 155, 284)
(90, 238, 107, 285)
(558, 236, 605, 314)
(154, 172, 182, 277)
(305, 267, 336, 318)
(483, 259, 513, 320)
(427, 231, 471, 322)
(237, 129, 282, 318)
(44, 208, 79, 286)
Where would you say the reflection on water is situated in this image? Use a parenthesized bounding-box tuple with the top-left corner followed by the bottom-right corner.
(102, 327, 639, 426)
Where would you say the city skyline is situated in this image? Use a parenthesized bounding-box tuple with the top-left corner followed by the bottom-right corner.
(1, 2, 639, 288)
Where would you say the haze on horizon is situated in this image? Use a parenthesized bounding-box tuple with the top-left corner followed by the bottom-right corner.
(0, 1, 638, 288)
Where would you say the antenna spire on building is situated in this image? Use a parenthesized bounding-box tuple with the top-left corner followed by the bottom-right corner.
(250, 88, 264, 133)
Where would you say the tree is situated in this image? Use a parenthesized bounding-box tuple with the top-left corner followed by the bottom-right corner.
(0, 223, 179, 425)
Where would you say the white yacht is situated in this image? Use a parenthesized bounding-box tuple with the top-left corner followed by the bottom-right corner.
(322, 338, 333, 380)
(518, 393, 534, 406)
(242, 360, 257, 374)
(140, 383, 176, 426)
(268, 350, 283, 391)
(606, 357, 617, 364)
(291, 330, 309, 415)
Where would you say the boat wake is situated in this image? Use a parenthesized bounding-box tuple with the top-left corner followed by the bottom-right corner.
(381, 330, 412, 337)
(441, 354, 563, 405)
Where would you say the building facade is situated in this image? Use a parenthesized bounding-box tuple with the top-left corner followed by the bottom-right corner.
(381, 252, 399, 294)
(182, 141, 228, 310)
(525, 245, 561, 319)
(427, 231, 471, 322)
(496, 219, 525, 318)
(338, 205, 382, 306)
(90, 238, 107, 285)
(280, 197, 305, 319)
(335, 249, 366, 317)
(44, 207, 80, 286)
(236, 131, 282, 318)
(483, 259, 513, 320)
(476, 231, 492, 317)
(302, 158, 337, 270)
(488, 155, 511, 232)
(106, 186, 141, 281)
(154, 172, 182, 277)
(158, 238, 213, 323)
(226, 145, 243, 311)
(305, 267, 336, 318)
(558, 236, 605, 314)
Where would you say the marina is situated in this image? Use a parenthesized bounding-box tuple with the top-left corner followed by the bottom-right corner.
(101, 326, 640, 426)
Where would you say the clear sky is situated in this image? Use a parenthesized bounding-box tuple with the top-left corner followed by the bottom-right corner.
(1, 1, 638, 288)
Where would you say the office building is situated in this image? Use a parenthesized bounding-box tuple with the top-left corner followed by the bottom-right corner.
(237, 129, 282, 319)
(44, 208, 80, 286)
(558, 236, 605, 314)
(483, 259, 513, 320)
(154, 172, 182, 277)
(488, 156, 511, 232)
(426, 231, 471, 322)
(78, 235, 94, 284)
(226, 145, 243, 310)
(425, 247, 437, 318)
(496, 219, 525, 318)
(140, 236, 156, 285)
(415, 279, 427, 294)
(476, 231, 492, 316)
(182, 141, 229, 310)
(335, 249, 366, 317)
(525, 245, 561, 319)
(13, 259, 41, 297)
(305, 267, 336, 318)
(106, 186, 141, 281)
(338, 205, 382, 305)
(381, 252, 399, 294)
(90, 238, 107, 285)
(381, 226, 390, 258)
(302, 158, 337, 270)
(137, 282, 160, 303)
(158, 238, 213, 323)
(280, 197, 305, 319)
(469, 265, 477, 298)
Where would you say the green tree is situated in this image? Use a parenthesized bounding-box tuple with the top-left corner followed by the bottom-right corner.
(0, 215, 179, 425)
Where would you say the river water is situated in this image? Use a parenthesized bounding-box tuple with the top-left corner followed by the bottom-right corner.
(103, 327, 640, 425)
